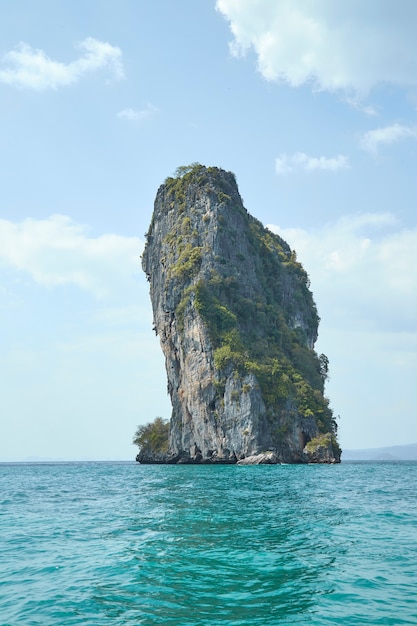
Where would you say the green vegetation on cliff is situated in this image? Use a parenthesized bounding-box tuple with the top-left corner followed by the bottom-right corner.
(192, 270, 335, 436)
(133, 417, 169, 455)
(305, 433, 342, 461)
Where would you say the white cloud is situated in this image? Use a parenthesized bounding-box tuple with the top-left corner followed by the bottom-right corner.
(117, 103, 158, 122)
(361, 123, 417, 153)
(275, 152, 349, 175)
(345, 97, 378, 116)
(0, 38, 124, 90)
(216, 0, 417, 96)
(267, 212, 417, 332)
(0, 215, 142, 297)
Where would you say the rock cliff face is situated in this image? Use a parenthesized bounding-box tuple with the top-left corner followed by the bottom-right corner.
(142, 165, 341, 464)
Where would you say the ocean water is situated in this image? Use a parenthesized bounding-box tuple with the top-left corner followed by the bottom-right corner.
(1, 462, 416, 625)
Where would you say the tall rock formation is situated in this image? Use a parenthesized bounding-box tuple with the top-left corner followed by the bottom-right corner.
(142, 165, 341, 464)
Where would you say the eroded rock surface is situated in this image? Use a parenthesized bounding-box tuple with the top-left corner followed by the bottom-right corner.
(237, 452, 279, 465)
(142, 165, 341, 464)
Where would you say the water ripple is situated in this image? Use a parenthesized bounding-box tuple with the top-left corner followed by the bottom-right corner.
(1, 462, 417, 624)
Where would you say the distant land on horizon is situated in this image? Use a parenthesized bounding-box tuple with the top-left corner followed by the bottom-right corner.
(342, 443, 417, 461)
(2, 443, 417, 463)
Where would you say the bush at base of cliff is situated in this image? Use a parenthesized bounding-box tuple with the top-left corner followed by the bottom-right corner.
(304, 433, 341, 463)
(133, 417, 169, 462)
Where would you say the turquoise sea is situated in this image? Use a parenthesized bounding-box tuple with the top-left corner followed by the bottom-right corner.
(1, 461, 416, 625)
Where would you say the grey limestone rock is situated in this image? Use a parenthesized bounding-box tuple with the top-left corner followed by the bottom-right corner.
(142, 165, 341, 464)
(237, 451, 279, 465)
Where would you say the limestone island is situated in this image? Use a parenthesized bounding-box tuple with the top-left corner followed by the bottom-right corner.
(138, 164, 341, 465)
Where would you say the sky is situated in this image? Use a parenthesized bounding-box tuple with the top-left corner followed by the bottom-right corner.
(1, 0, 417, 461)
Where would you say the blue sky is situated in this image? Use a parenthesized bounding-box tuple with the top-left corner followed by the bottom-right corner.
(1, 0, 417, 460)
